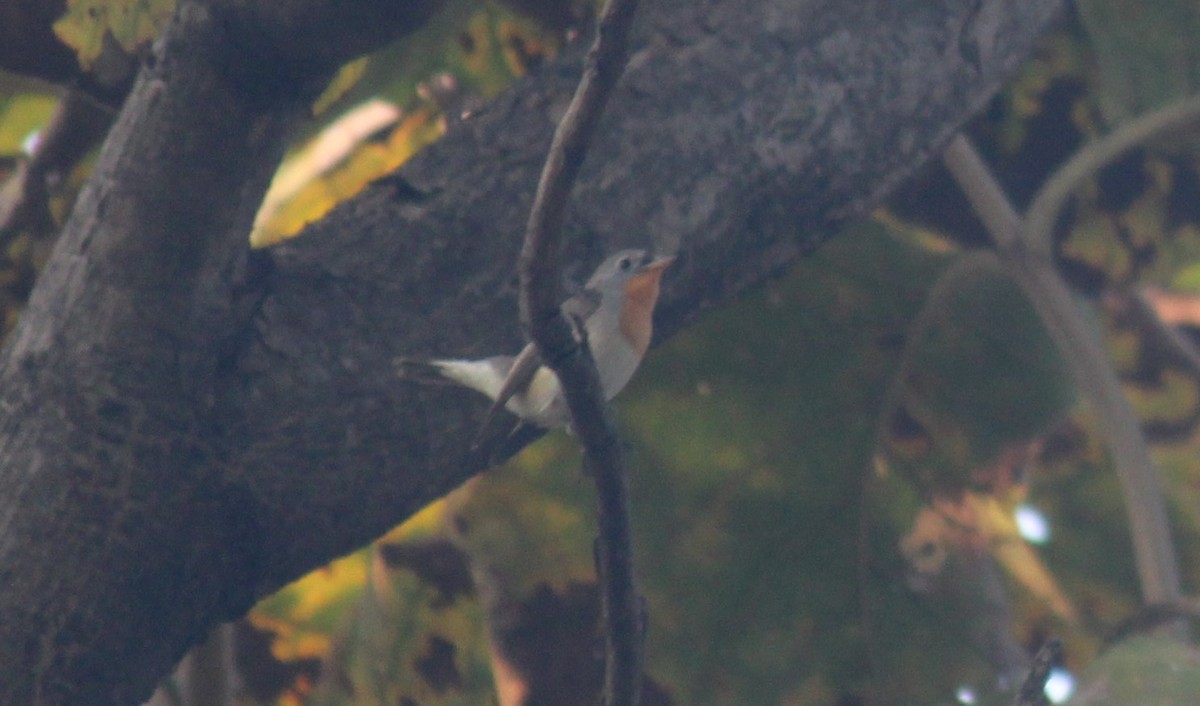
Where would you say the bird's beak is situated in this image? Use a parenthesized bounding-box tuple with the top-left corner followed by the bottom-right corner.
(628, 255, 674, 291)
(638, 254, 676, 274)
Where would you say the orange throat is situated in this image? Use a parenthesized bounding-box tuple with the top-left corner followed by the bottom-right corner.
(618, 264, 669, 356)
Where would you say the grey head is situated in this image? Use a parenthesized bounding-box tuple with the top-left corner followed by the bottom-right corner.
(584, 249, 651, 292)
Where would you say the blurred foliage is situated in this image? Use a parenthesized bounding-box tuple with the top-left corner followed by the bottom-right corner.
(251, 104, 443, 247)
(240, 222, 1101, 705)
(874, 247, 1076, 482)
(245, 499, 499, 706)
(1069, 636, 1200, 705)
(1076, 0, 1200, 128)
(6, 0, 1200, 704)
(53, 0, 174, 69)
(251, 0, 561, 246)
(0, 91, 58, 155)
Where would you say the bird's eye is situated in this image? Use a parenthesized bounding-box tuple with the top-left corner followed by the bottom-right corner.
(619, 257, 632, 271)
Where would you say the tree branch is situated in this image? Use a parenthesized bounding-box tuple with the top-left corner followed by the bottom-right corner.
(230, 0, 1064, 591)
(0, 1, 445, 703)
(519, 0, 644, 701)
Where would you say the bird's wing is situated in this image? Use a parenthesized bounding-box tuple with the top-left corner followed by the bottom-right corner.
(493, 287, 599, 406)
(473, 289, 599, 446)
(560, 288, 602, 331)
(491, 343, 543, 407)
(474, 342, 544, 446)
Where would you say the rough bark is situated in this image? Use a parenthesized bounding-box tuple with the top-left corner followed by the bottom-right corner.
(0, 0, 1062, 703)
(0, 1, 441, 704)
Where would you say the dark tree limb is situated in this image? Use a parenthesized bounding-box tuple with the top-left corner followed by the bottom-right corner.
(0, 1, 442, 704)
(517, 0, 643, 701)
(0, 0, 1063, 704)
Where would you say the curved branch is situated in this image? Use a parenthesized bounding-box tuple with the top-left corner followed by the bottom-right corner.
(942, 135, 1183, 610)
(518, 0, 644, 702)
(1025, 94, 1200, 256)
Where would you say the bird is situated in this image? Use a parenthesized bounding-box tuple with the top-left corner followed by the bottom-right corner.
(398, 249, 674, 432)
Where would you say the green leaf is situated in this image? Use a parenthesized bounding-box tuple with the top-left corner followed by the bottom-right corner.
(898, 257, 1077, 475)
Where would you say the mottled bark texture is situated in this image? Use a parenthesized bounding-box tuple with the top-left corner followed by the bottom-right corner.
(0, 0, 1061, 703)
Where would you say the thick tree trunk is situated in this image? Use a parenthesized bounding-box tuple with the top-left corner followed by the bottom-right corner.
(0, 0, 1061, 703)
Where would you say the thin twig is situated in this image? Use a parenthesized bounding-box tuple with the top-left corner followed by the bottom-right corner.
(516, 0, 644, 703)
(1011, 639, 1061, 706)
(942, 135, 1022, 250)
(942, 135, 1183, 612)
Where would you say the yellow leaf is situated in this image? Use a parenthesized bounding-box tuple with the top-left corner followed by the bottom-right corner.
(251, 102, 442, 247)
(53, 0, 174, 70)
(0, 93, 59, 155)
(249, 549, 371, 661)
(970, 494, 1079, 623)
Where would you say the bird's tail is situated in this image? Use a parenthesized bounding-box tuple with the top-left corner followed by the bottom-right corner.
(394, 357, 460, 385)
(394, 356, 514, 399)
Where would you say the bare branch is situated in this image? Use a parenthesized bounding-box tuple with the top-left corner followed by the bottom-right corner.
(517, 0, 644, 703)
(187, 625, 235, 706)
